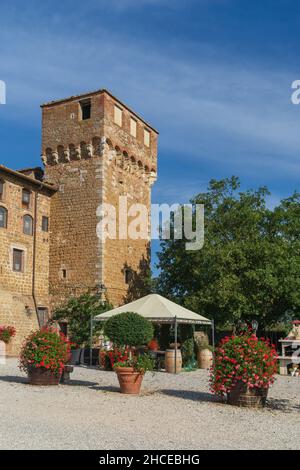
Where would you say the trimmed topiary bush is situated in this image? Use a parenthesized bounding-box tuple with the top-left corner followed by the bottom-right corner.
(104, 312, 154, 348)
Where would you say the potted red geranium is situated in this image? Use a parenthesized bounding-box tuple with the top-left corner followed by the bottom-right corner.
(0, 325, 16, 344)
(19, 327, 71, 386)
(0, 325, 17, 356)
(104, 312, 154, 394)
(210, 332, 278, 408)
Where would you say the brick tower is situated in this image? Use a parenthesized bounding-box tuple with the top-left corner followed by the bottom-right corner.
(41, 89, 158, 308)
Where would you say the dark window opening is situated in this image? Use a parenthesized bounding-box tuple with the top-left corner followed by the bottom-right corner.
(62, 269, 67, 279)
(80, 99, 91, 120)
(13, 249, 24, 272)
(0, 206, 7, 228)
(0, 180, 4, 200)
(37, 308, 49, 328)
(42, 216, 49, 232)
(125, 268, 133, 285)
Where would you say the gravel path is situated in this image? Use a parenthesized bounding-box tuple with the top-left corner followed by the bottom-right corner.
(0, 359, 299, 450)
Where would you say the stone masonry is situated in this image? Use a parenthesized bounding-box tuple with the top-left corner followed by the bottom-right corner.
(0, 166, 56, 354)
(42, 89, 158, 308)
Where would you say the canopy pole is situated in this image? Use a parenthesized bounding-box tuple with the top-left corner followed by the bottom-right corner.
(90, 314, 94, 367)
(174, 316, 178, 374)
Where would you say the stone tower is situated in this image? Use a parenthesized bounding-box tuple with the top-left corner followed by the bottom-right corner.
(41, 89, 158, 308)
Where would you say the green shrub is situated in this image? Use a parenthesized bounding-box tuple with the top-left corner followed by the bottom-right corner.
(104, 312, 154, 348)
(181, 338, 195, 366)
(52, 293, 112, 347)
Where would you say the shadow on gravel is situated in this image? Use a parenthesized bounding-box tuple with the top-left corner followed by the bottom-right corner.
(63, 379, 99, 387)
(90, 385, 120, 393)
(0, 375, 27, 384)
(159, 389, 223, 404)
(266, 398, 300, 413)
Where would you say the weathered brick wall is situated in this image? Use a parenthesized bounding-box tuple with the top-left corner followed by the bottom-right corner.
(0, 171, 52, 354)
(42, 90, 158, 308)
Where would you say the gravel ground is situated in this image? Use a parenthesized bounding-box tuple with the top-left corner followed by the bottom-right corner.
(0, 358, 299, 450)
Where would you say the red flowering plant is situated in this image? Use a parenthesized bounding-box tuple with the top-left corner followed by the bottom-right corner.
(19, 327, 71, 377)
(210, 332, 278, 396)
(0, 325, 16, 343)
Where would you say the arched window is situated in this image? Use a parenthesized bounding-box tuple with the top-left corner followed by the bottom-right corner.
(23, 215, 33, 236)
(0, 206, 7, 228)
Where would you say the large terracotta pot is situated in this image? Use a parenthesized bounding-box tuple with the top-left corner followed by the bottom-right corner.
(197, 349, 213, 369)
(115, 367, 144, 394)
(227, 381, 269, 408)
(28, 367, 61, 386)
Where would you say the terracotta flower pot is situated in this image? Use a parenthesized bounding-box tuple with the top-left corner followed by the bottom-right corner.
(227, 381, 269, 408)
(28, 367, 61, 386)
(148, 339, 159, 351)
(115, 367, 144, 394)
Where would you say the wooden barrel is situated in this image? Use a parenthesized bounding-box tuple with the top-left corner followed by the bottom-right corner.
(165, 349, 182, 373)
(227, 382, 268, 408)
(198, 349, 213, 369)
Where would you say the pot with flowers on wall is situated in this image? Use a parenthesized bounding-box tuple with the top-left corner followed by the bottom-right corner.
(104, 312, 155, 394)
(0, 325, 16, 356)
(19, 327, 71, 386)
(210, 331, 278, 408)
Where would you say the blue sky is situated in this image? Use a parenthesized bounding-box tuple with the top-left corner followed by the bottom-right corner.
(1, 0, 300, 269)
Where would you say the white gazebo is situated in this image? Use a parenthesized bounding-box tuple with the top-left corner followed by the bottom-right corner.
(94, 294, 214, 372)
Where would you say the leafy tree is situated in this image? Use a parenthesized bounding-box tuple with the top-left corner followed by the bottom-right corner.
(157, 177, 300, 328)
(52, 293, 112, 347)
(104, 312, 154, 348)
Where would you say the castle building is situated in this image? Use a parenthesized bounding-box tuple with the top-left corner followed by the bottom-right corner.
(0, 89, 158, 354)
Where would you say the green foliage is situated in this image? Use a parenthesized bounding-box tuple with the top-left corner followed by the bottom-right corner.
(104, 312, 154, 347)
(181, 338, 195, 366)
(115, 353, 155, 373)
(157, 177, 300, 328)
(52, 293, 112, 347)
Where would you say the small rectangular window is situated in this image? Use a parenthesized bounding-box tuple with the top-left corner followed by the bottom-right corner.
(22, 189, 31, 207)
(79, 99, 91, 120)
(130, 118, 137, 138)
(0, 180, 4, 200)
(0, 207, 7, 228)
(62, 269, 67, 279)
(13, 249, 24, 272)
(114, 105, 122, 127)
(42, 216, 49, 232)
(144, 129, 150, 147)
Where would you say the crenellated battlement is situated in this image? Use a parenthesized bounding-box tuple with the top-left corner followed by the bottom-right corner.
(42, 137, 157, 185)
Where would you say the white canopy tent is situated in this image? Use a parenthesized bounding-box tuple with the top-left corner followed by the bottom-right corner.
(93, 294, 214, 373)
(94, 293, 212, 326)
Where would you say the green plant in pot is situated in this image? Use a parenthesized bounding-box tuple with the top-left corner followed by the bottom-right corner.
(104, 312, 154, 394)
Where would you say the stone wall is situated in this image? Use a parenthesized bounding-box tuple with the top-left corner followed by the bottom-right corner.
(0, 170, 53, 354)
